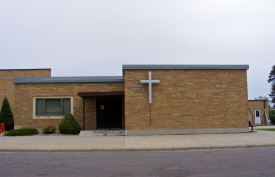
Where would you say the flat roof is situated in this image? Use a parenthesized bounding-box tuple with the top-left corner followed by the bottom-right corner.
(13, 76, 124, 83)
(12, 65, 249, 83)
(0, 68, 51, 71)
(122, 65, 249, 71)
(248, 100, 268, 101)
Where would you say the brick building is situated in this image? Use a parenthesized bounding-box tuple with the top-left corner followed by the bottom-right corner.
(248, 100, 269, 125)
(1, 65, 249, 135)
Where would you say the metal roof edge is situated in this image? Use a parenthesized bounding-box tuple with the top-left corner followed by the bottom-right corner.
(122, 65, 249, 71)
(0, 68, 51, 71)
(13, 76, 124, 84)
(248, 100, 269, 101)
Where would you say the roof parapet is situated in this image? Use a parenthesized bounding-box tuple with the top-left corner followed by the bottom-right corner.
(122, 64, 249, 71)
(13, 76, 124, 83)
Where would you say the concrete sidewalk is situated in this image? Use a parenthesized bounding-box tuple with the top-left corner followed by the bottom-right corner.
(1, 129, 275, 152)
(254, 125, 275, 129)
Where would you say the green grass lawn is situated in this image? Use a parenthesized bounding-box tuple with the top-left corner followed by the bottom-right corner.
(257, 129, 275, 131)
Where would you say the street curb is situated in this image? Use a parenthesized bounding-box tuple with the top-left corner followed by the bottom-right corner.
(2, 144, 275, 152)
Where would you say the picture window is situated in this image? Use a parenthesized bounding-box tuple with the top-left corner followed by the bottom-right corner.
(35, 98, 71, 116)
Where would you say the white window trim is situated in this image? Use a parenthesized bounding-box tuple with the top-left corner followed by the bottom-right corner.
(33, 96, 73, 119)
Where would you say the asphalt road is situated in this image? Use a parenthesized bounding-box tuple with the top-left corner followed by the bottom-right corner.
(1, 148, 275, 177)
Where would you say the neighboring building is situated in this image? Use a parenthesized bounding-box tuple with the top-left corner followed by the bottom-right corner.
(1, 65, 249, 135)
(248, 100, 269, 125)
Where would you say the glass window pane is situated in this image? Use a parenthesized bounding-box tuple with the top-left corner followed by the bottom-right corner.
(63, 99, 71, 115)
(45, 99, 61, 115)
(36, 99, 43, 115)
(256, 111, 260, 117)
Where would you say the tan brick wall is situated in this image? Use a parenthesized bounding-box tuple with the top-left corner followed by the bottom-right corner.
(248, 100, 269, 125)
(124, 69, 248, 130)
(0, 69, 51, 117)
(84, 98, 96, 130)
(14, 83, 124, 130)
(12, 69, 248, 131)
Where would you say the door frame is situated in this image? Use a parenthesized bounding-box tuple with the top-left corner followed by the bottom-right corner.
(255, 109, 261, 124)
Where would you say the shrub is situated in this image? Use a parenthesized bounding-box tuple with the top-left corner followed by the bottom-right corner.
(58, 113, 81, 134)
(42, 126, 56, 134)
(0, 97, 14, 131)
(5, 128, 39, 136)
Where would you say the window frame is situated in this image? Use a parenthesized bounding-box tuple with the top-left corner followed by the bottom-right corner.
(33, 96, 73, 119)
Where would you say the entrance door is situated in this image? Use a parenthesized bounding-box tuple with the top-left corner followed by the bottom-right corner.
(255, 109, 261, 124)
(96, 99, 122, 129)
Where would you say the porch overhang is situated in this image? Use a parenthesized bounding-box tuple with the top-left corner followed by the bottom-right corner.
(79, 91, 124, 131)
(78, 91, 124, 97)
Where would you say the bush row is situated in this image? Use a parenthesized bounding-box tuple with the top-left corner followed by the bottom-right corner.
(5, 128, 39, 136)
(4, 113, 81, 136)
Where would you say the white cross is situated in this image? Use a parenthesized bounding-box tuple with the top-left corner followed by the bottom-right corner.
(140, 71, 160, 103)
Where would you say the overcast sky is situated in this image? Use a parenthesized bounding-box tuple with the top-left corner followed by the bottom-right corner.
(1, 1, 274, 100)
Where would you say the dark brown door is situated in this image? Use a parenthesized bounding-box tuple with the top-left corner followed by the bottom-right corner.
(96, 99, 122, 129)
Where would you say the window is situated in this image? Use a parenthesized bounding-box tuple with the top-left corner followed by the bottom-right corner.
(255, 110, 260, 117)
(35, 98, 71, 116)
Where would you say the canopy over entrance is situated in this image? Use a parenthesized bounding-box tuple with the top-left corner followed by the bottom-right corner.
(78, 91, 124, 130)
(78, 91, 124, 97)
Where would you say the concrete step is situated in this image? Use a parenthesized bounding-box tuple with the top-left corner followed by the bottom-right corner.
(79, 130, 125, 136)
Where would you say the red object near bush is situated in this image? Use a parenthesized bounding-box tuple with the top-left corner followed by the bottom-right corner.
(0, 123, 5, 134)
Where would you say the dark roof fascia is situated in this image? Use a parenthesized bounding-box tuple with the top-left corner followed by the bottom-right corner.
(13, 76, 124, 84)
(248, 100, 269, 101)
(122, 65, 249, 71)
(78, 91, 124, 97)
(0, 68, 51, 71)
